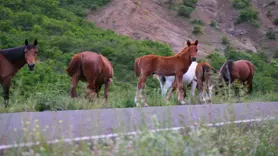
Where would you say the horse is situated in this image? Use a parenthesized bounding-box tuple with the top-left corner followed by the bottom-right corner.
(0, 39, 38, 107)
(66, 51, 114, 100)
(152, 61, 198, 99)
(134, 40, 199, 107)
(165, 62, 218, 104)
(217, 59, 255, 102)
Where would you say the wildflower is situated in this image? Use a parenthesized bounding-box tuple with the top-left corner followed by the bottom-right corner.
(13, 128, 17, 132)
(59, 120, 63, 124)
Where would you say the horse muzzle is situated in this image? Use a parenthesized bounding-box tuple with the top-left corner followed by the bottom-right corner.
(28, 63, 35, 71)
(191, 57, 197, 61)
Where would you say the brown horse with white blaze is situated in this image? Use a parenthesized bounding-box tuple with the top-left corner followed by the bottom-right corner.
(217, 59, 255, 102)
(0, 39, 38, 107)
(134, 40, 199, 107)
(66, 51, 114, 100)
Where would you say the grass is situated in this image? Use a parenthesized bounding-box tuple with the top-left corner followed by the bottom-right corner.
(3, 111, 278, 155)
(1, 74, 277, 113)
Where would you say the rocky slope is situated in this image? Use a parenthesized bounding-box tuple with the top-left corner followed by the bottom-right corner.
(87, 0, 278, 58)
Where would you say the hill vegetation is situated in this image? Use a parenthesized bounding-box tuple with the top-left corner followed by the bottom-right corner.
(0, 0, 277, 112)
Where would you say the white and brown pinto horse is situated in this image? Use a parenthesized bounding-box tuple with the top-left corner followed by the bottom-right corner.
(154, 62, 218, 104)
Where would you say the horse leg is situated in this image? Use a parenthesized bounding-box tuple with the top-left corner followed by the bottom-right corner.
(162, 80, 172, 98)
(135, 74, 149, 107)
(247, 77, 253, 95)
(2, 77, 12, 108)
(70, 74, 79, 98)
(176, 73, 186, 105)
(166, 80, 177, 103)
(104, 78, 112, 100)
(95, 84, 102, 98)
(190, 80, 197, 104)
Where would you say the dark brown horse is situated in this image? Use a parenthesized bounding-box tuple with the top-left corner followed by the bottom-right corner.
(134, 40, 199, 107)
(0, 39, 38, 107)
(66, 51, 114, 100)
(217, 59, 255, 102)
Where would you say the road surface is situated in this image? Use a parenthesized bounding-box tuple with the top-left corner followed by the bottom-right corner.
(0, 102, 277, 149)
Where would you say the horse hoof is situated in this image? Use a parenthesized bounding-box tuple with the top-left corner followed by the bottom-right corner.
(143, 103, 148, 107)
(180, 101, 186, 105)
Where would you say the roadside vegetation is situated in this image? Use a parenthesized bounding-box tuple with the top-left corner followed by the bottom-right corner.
(0, 0, 277, 113)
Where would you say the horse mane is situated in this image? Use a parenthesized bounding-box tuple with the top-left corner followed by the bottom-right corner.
(66, 54, 82, 77)
(0, 46, 26, 62)
(176, 46, 189, 55)
(221, 60, 233, 83)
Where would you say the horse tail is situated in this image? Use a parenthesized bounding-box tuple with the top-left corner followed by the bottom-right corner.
(134, 58, 142, 78)
(246, 61, 255, 77)
(66, 54, 82, 77)
(226, 60, 233, 82)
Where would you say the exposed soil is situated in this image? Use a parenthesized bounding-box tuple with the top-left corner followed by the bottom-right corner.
(87, 0, 278, 58)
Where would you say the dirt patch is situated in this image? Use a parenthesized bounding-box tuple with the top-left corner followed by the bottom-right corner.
(87, 0, 278, 58)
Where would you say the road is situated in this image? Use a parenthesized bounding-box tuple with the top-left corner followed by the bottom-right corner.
(0, 102, 277, 149)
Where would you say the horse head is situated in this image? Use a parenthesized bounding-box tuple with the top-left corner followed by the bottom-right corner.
(24, 39, 38, 71)
(186, 40, 198, 62)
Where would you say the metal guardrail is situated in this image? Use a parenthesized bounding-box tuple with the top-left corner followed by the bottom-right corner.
(0, 102, 277, 150)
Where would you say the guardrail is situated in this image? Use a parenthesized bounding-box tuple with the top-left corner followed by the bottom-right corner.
(0, 102, 278, 150)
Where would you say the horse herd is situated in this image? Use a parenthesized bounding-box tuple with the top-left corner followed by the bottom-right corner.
(0, 39, 255, 108)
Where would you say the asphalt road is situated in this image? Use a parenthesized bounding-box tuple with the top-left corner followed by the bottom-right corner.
(0, 102, 277, 147)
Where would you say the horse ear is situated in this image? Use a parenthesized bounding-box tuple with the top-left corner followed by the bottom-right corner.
(195, 40, 199, 45)
(187, 40, 191, 46)
(25, 39, 28, 46)
(34, 39, 38, 46)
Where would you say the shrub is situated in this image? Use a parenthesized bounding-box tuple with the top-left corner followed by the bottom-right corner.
(210, 20, 217, 28)
(192, 26, 202, 35)
(183, 0, 198, 8)
(232, 0, 251, 10)
(273, 49, 278, 58)
(190, 19, 204, 25)
(236, 7, 258, 24)
(221, 36, 229, 45)
(177, 5, 194, 18)
(273, 18, 278, 25)
(266, 30, 276, 40)
(267, 10, 272, 18)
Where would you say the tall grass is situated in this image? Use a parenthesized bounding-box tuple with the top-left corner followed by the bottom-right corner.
(3, 115, 278, 155)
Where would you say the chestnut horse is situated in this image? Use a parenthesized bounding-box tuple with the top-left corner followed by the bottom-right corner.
(66, 51, 114, 100)
(217, 59, 255, 102)
(166, 62, 218, 104)
(134, 40, 199, 107)
(0, 39, 38, 107)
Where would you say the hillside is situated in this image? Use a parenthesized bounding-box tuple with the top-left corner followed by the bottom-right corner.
(87, 0, 278, 58)
(0, 0, 277, 112)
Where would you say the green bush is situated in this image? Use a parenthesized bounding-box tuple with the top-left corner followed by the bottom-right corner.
(177, 5, 194, 18)
(266, 30, 276, 40)
(192, 26, 202, 35)
(183, 0, 198, 8)
(210, 20, 217, 28)
(273, 18, 278, 25)
(236, 7, 258, 24)
(221, 36, 229, 45)
(190, 19, 204, 25)
(232, 0, 251, 9)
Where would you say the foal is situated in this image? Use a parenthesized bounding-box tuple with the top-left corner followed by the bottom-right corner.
(153, 61, 198, 98)
(134, 40, 199, 107)
(166, 62, 218, 104)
